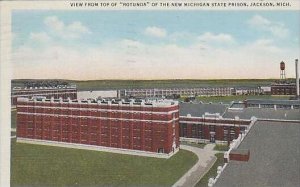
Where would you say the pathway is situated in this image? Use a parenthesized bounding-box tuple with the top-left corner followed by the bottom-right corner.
(173, 144, 219, 187)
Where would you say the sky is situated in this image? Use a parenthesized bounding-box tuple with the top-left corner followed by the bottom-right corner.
(12, 10, 300, 80)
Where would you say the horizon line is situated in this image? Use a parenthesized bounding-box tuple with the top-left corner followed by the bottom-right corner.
(11, 78, 296, 81)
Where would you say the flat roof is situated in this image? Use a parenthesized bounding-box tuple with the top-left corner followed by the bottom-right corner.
(17, 97, 178, 107)
(223, 108, 300, 121)
(179, 102, 227, 117)
(215, 121, 300, 187)
(245, 99, 300, 105)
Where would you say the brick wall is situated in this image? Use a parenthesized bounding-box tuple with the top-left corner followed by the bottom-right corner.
(179, 116, 250, 142)
(17, 98, 179, 154)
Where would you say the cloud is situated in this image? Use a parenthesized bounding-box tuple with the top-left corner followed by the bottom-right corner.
(68, 21, 90, 34)
(144, 26, 167, 38)
(44, 16, 64, 32)
(44, 16, 91, 39)
(121, 39, 143, 48)
(197, 32, 235, 44)
(12, 36, 298, 80)
(29, 32, 51, 43)
(245, 39, 282, 53)
(247, 15, 289, 38)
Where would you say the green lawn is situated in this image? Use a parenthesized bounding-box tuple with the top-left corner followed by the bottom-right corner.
(11, 140, 198, 187)
(196, 153, 224, 187)
(180, 141, 206, 149)
(214, 144, 229, 152)
(11, 110, 16, 129)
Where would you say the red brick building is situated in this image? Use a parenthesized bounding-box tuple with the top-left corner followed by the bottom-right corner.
(179, 114, 252, 144)
(271, 83, 299, 95)
(16, 98, 179, 157)
(11, 86, 77, 106)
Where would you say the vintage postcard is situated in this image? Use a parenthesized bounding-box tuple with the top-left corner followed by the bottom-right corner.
(1, 0, 300, 186)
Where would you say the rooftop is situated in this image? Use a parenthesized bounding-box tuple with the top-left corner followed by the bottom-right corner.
(17, 97, 178, 107)
(245, 99, 300, 105)
(12, 85, 77, 91)
(214, 121, 300, 187)
(271, 82, 299, 86)
(223, 108, 300, 121)
(179, 102, 227, 117)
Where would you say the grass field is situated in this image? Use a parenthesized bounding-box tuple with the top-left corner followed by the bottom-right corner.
(214, 144, 229, 152)
(195, 153, 225, 187)
(12, 79, 280, 91)
(11, 140, 198, 187)
(11, 110, 16, 129)
(180, 141, 206, 149)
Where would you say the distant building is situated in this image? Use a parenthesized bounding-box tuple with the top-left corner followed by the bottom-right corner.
(11, 85, 77, 106)
(271, 82, 299, 95)
(224, 99, 300, 121)
(260, 86, 271, 95)
(16, 98, 179, 158)
(118, 87, 233, 98)
(232, 87, 264, 95)
(244, 99, 300, 109)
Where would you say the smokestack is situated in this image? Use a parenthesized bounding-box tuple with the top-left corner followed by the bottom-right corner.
(296, 59, 299, 97)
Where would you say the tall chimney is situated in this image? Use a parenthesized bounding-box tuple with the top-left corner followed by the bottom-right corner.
(296, 59, 299, 97)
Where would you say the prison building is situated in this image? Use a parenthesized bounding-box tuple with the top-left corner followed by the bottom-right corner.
(117, 87, 233, 98)
(11, 85, 77, 106)
(232, 87, 265, 95)
(271, 83, 299, 95)
(244, 99, 300, 109)
(179, 113, 253, 144)
(16, 98, 179, 157)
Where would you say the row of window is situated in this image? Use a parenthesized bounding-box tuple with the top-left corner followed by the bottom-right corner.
(180, 123, 239, 140)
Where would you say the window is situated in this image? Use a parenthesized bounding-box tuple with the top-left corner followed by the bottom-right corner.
(198, 124, 203, 139)
(191, 124, 197, 138)
(209, 125, 215, 132)
(157, 148, 164, 153)
(180, 123, 187, 137)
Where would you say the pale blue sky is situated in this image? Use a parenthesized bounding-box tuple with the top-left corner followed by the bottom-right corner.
(12, 10, 300, 80)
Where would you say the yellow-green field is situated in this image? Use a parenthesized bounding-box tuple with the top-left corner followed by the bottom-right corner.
(11, 140, 197, 187)
(11, 110, 16, 128)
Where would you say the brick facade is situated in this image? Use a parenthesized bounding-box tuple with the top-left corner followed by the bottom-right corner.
(271, 83, 298, 95)
(16, 98, 179, 154)
(229, 149, 250, 162)
(179, 116, 251, 143)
